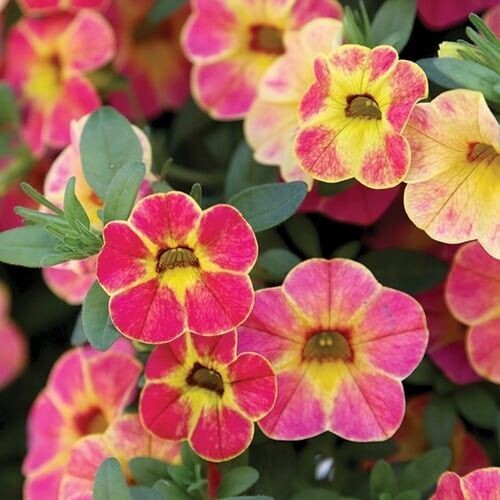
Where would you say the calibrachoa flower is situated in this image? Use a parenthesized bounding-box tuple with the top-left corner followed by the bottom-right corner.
(245, 17, 342, 186)
(42, 114, 153, 305)
(97, 191, 258, 343)
(60, 413, 180, 500)
(300, 183, 400, 226)
(446, 242, 500, 384)
(140, 330, 276, 461)
(295, 45, 428, 188)
(418, 285, 480, 385)
(23, 343, 141, 500)
(182, 0, 342, 119)
(432, 468, 500, 500)
(238, 258, 428, 441)
(18, 0, 110, 15)
(403, 89, 500, 259)
(106, 0, 191, 120)
(4, 10, 115, 155)
(417, 0, 498, 30)
(0, 283, 27, 389)
(389, 394, 489, 475)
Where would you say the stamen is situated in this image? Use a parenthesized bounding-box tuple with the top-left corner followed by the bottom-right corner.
(157, 247, 199, 273)
(345, 95, 382, 120)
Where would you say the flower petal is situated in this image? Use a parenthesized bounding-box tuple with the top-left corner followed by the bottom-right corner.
(467, 318, 500, 384)
(191, 330, 236, 366)
(145, 337, 187, 380)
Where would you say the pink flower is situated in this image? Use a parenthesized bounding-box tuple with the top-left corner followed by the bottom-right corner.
(418, 285, 481, 385)
(432, 468, 500, 500)
(42, 114, 153, 305)
(238, 258, 428, 441)
(295, 45, 428, 188)
(106, 0, 191, 120)
(182, 0, 342, 119)
(0, 283, 28, 389)
(4, 10, 115, 155)
(23, 343, 141, 500)
(245, 17, 342, 186)
(97, 191, 258, 343)
(140, 330, 276, 461)
(389, 394, 489, 475)
(18, 0, 110, 15)
(446, 242, 500, 384)
(60, 413, 180, 500)
(403, 89, 500, 259)
(418, 0, 498, 30)
(300, 183, 400, 226)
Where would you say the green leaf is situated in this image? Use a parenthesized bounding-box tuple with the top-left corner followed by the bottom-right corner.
(423, 397, 457, 447)
(167, 464, 193, 487)
(395, 491, 420, 500)
(80, 107, 143, 199)
(224, 141, 277, 199)
(405, 357, 439, 385)
(228, 182, 308, 232)
(217, 466, 259, 497)
(0, 226, 60, 267)
(152, 180, 174, 193)
(180, 443, 203, 471)
(153, 480, 192, 500)
(103, 161, 146, 224)
(129, 457, 171, 487)
(82, 282, 120, 351)
(93, 458, 132, 500)
(370, 460, 397, 499)
(455, 385, 498, 430)
(290, 490, 343, 500)
(71, 312, 86, 346)
(189, 183, 203, 206)
(359, 249, 448, 294)
(316, 179, 355, 196)
(400, 447, 451, 493)
(64, 177, 90, 229)
(371, 0, 416, 52)
(284, 215, 321, 257)
(331, 241, 362, 259)
(254, 248, 300, 284)
(129, 486, 163, 500)
(149, 0, 187, 23)
(20, 182, 65, 216)
(418, 58, 500, 105)
(0, 83, 19, 126)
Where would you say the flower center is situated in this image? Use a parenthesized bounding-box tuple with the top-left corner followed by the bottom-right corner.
(74, 406, 108, 435)
(187, 362, 224, 395)
(303, 331, 352, 361)
(249, 24, 284, 54)
(157, 247, 199, 273)
(467, 142, 497, 164)
(345, 94, 382, 120)
(24, 54, 64, 107)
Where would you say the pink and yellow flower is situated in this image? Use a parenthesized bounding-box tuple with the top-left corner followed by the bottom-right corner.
(42, 114, 153, 305)
(389, 394, 489, 475)
(18, 0, 110, 15)
(60, 413, 180, 500)
(417, 285, 480, 385)
(418, 0, 498, 30)
(4, 10, 115, 155)
(300, 183, 400, 226)
(238, 258, 428, 441)
(403, 89, 500, 259)
(432, 468, 500, 500)
(0, 283, 28, 389)
(446, 242, 500, 384)
(182, 0, 342, 120)
(140, 330, 276, 461)
(106, 0, 191, 120)
(295, 45, 427, 188)
(97, 191, 258, 343)
(245, 17, 342, 186)
(23, 343, 141, 500)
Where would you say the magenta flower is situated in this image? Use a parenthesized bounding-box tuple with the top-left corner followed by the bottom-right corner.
(18, 0, 110, 15)
(97, 191, 258, 343)
(140, 330, 276, 461)
(432, 468, 500, 500)
(239, 258, 428, 441)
